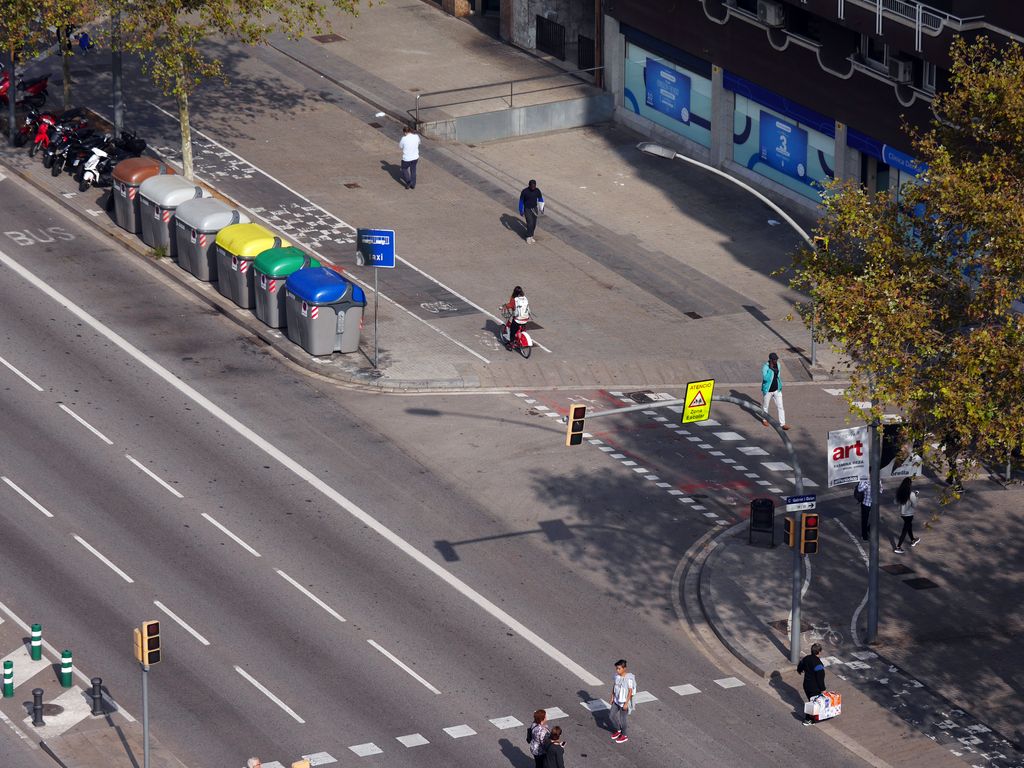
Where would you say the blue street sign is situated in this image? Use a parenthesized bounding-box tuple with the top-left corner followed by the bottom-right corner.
(357, 228, 396, 269)
(785, 494, 816, 505)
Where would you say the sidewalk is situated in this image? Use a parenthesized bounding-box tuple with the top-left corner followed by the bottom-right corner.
(691, 478, 1024, 768)
(2, 0, 843, 394)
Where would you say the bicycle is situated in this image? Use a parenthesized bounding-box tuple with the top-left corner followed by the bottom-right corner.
(803, 621, 843, 646)
(498, 306, 535, 359)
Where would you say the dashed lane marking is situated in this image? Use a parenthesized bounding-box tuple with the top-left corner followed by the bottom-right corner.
(348, 743, 382, 757)
(301, 752, 337, 766)
(443, 725, 476, 739)
(2, 477, 54, 518)
(126, 455, 183, 498)
(670, 684, 701, 696)
(74, 534, 134, 583)
(714, 677, 746, 689)
(396, 734, 429, 748)
(0, 354, 44, 391)
(234, 666, 305, 723)
(59, 404, 113, 445)
(489, 716, 523, 730)
(276, 570, 347, 622)
(367, 639, 441, 695)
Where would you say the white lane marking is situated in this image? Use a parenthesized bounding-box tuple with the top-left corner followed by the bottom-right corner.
(366, 639, 441, 694)
(581, 699, 610, 712)
(126, 455, 183, 498)
(59, 404, 113, 445)
(634, 690, 658, 704)
(0, 355, 43, 391)
(738, 446, 769, 456)
(348, 743, 382, 757)
(73, 535, 134, 583)
(153, 600, 210, 646)
(234, 666, 305, 723)
(0, 248, 602, 687)
(443, 724, 476, 738)
(276, 570, 346, 622)
(713, 432, 744, 440)
(201, 513, 261, 557)
(142, 103, 501, 362)
(301, 752, 337, 765)
(544, 707, 568, 720)
(670, 684, 701, 696)
(2, 477, 54, 517)
(396, 734, 429, 748)
(490, 715, 523, 729)
(0, 599, 135, 720)
(714, 677, 745, 688)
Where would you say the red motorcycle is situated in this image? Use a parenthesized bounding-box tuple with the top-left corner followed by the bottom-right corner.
(29, 108, 86, 157)
(0, 66, 50, 108)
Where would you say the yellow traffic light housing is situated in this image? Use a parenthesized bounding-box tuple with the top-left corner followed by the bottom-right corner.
(800, 514, 820, 555)
(139, 620, 160, 665)
(784, 516, 796, 548)
(565, 404, 586, 446)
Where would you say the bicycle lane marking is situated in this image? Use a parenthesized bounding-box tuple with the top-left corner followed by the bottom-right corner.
(142, 102, 551, 356)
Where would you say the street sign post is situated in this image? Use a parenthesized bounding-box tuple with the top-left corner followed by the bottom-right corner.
(784, 494, 817, 512)
(681, 379, 715, 423)
(356, 228, 397, 370)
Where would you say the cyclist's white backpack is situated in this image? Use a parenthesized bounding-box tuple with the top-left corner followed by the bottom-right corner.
(513, 295, 530, 322)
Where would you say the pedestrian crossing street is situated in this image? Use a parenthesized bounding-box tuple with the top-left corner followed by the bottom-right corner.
(261, 675, 747, 766)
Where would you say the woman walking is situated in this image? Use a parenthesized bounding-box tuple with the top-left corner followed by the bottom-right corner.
(893, 477, 921, 554)
(528, 709, 551, 768)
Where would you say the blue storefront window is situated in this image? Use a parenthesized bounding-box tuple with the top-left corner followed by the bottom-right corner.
(624, 42, 712, 148)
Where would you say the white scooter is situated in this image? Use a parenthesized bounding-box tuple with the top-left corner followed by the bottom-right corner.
(499, 307, 535, 359)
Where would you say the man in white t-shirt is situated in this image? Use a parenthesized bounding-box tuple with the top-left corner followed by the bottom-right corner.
(399, 125, 421, 190)
(608, 659, 636, 744)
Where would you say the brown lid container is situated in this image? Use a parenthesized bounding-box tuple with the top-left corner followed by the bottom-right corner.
(112, 157, 175, 186)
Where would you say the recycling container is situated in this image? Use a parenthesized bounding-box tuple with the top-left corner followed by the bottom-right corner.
(213, 224, 288, 309)
(138, 176, 208, 258)
(112, 158, 174, 234)
(284, 267, 367, 355)
(253, 247, 321, 329)
(174, 199, 250, 281)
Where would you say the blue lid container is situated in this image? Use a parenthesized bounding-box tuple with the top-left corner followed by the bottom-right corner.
(286, 267, 366, 305)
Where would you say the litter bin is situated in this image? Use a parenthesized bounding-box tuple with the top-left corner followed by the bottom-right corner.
(112, 157, 174, 235)
(174, 199, 250, 281)
(138, 176, 208, 258)
(284, 267, 367, 355)
(253, 247, 321, 329)
(213, 224, 288, 309)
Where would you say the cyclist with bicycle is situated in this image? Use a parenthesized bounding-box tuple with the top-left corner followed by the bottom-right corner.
(502, 286, 530, 350)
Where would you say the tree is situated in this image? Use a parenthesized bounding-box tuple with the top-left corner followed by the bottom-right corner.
(118, 0, 363, 179)
(791, 36, 1024, 488)
(0, 0, 45, 143)
(44, 0, 101, 110)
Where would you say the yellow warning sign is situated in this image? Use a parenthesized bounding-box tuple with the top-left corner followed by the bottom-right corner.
(682, 379, 715, 423)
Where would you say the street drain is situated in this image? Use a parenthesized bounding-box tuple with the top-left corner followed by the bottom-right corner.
(368, 122, 382, 129)
(684, 311, 702, 319)
(312, 33, 344, 43)
(903, 577, 940, 590)
(344, 182, 361, 189)
(627, 391, 654, 403)
(881, 563, 915, 575)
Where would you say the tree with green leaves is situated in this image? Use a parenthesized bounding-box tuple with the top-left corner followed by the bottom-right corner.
(791, 36, 1024, 490)
(117, 0, 362, 179)
(45, 0, 101, 110)
(0, 0, 45, 142)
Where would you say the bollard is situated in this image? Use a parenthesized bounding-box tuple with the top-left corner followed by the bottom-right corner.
(59, 650, 73, 688)
(31, 688, 44, 727)
(2, 660, 12, 698)
(30, 624, 42, 661)
(89, 677, 104, 716)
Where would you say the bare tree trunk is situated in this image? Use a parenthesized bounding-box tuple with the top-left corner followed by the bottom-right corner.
(177, 86, 193, 180)
(61, 28, 72, 110)
(6, 45, 16, 145)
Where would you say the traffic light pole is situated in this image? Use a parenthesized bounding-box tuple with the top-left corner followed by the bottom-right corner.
(866, 418, 881, 642)
(563, 394, 806, 661)
(141, 663, 150, 768)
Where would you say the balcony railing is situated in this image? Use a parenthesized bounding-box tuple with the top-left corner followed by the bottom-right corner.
(840, 0, 984, 50)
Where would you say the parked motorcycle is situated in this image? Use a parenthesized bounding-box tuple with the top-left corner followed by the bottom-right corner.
(77, 130, 147, 191)
(29, 108, 86, 158)
(41, 124, 93, 170)
(0, 67, 50, 108)
(58, 131, 106, 177)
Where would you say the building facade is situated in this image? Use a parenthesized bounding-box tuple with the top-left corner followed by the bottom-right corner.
(602, 0, 1023, 208)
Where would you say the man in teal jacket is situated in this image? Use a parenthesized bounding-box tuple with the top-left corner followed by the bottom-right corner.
(761, 352, 790, 430)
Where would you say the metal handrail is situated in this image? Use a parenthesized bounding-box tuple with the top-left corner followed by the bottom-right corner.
(414, 66, 603, 123)
(843, 0, 984, 49)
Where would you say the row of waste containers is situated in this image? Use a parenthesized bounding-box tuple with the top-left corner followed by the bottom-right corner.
(111, 156, 366, 355)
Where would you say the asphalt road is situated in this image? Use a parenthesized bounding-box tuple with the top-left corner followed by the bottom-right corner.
(0, 179, 869, 767)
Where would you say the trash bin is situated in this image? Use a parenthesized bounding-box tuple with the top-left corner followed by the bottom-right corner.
(174, 199, 250, 281)
(112, 157, 174, 235)
(213, 224, 288, 309)
(253, 247, 321, 329)
(284, 267, 367, 355)
(138, 176, 208, 258)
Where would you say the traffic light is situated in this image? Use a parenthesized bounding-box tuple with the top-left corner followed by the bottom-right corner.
(565, 404, 586, 446)
(135, 621, 161, 665)
(784, 516, 796, 548)
(800, 514, 820, 554)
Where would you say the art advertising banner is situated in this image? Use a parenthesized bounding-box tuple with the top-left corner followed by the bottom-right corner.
(827, 426, 869, 487)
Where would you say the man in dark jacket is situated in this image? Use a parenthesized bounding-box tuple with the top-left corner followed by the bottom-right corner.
(797, 642, 826, 725)
(518, 179, 545, 244)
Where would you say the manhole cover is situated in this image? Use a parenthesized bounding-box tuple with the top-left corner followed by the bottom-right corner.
(312, 33, 344, 43)
(903, 577, 940, 590)
(368, 122, 382, 129)
(684, 311, 703, 319)
(881, 563, 915, 575)
(344, 182, 361, 189)
(627, 391, 654, 403)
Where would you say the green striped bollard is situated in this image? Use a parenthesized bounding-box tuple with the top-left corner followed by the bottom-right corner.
(30, 624, 42, 661)
(2, 660, 12, 697)
(60, 650, 73, 688)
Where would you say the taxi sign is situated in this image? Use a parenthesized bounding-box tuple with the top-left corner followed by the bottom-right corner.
(681, 378, 714, 423)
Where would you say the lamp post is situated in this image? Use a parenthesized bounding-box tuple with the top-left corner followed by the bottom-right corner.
(636, 142, 818, 367)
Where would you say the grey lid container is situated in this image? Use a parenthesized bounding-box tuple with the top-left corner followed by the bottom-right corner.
(173, 199, 250, 281)
(138, 176, 208, 256)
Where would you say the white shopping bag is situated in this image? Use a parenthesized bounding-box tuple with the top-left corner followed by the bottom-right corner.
(804, 691, 842, 721)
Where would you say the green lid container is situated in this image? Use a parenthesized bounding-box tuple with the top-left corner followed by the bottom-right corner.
(254, 246, 320, 277)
